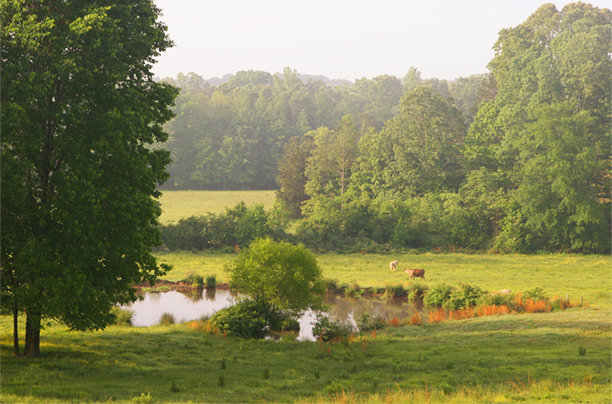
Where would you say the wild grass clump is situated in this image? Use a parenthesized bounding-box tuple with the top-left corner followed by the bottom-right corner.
(111, 307, 134, 326)
(205, 274, 217, 289)
(182, 273, 205, 288)
(384, 284, 407, 299)
(158, 312, 176, 326)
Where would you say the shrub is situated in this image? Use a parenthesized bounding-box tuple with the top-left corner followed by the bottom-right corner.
(478, 292, 515, 309)
(311, 314, 352, 342)
(356, 313, 385, 332)
(325, 279, 342, 294)
(523, 287, 547, 301)
(267, 309, 300, 333)
(159, 312, 176, 326)
(211, 299, 269, 339)
(407, 283, 428, 302)
(423, 283, 453, 307)
(444, 283, 487, 310)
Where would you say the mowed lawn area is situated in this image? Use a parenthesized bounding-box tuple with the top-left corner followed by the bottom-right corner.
(157, 190, 276, 224)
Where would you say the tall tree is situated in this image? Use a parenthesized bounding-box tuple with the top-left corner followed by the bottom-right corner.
(1, 0, 178, 356)
(276, 135, 314, 218)
(466, 2, 611, 252)
(360, 86, 467, 197)
(305, 115, 361, 202)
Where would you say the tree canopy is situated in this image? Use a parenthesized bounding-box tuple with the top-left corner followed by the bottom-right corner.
(225, 238, 325, 315)
(1, 0, 178, 356)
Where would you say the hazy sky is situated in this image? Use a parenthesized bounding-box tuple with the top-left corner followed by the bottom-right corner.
(151, 0, 611, 82)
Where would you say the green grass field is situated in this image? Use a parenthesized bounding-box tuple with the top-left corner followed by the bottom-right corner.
(2, 302, 610, 403)
(156, 251, 611, 310)
(158, 190, 276, 224)
(2, 191, 610, 403)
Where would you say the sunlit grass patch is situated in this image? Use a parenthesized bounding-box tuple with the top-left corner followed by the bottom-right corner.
(158, 190, 276, 224)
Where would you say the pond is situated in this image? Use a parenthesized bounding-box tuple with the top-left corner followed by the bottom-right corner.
(123, 289, 422, 341)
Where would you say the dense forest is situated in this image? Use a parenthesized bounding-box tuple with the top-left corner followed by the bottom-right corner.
(159, 3, 611, 254)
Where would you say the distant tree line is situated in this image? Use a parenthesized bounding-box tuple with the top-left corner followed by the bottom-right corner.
(159, 67, 483, 190)
(161, 3, 610, 254)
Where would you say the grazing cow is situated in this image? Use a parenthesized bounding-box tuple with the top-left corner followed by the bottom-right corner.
(404, 268, 425, 280)
(491, 289, 511, 295)
(389, 260, 399, 271)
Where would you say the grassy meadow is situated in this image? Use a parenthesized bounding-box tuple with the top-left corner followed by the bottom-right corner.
(156, 251, 611, 310)
(2, 304, 610, 403)
(2, 191, 610, 403)
(157, 190, 276, 224)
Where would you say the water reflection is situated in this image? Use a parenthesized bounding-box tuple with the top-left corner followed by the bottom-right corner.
(126, 289, 237, 327)
(124, 289, 423, 342)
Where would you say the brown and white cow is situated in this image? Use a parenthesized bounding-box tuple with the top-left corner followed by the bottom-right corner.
(389, 260, 399, 271)
(404, 268, 425, 280)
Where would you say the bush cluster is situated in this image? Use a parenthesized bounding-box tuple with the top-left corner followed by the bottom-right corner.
(210, 299, 300, 339)
(211, 300, 270, 339)
(311, 314, 353, 342)
(356, 313, 385, 332)
(424, 283, 488, 310)
(160, 202, 285, 251)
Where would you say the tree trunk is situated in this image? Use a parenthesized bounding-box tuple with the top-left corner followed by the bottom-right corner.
(24, 311, 41, 358)
(12, 301, 19, 356)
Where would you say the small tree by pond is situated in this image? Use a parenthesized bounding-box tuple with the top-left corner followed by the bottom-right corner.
(224, 238, 326, 334)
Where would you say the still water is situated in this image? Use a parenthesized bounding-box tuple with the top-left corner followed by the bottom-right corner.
(124, 289, 420, 341)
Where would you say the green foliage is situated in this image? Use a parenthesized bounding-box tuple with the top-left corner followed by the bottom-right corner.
(465, 3, 611, 254)
(356, 313, 386, 332)
(225, 238, 325, 314)
(423, 284, 454, 307)
(478, 292, 515, 309)
(276, 135, 314, 218)
(384, 284, 407, 299)
(132, 392, 153, 404)
(407, 283, 429, 302)
(311, 314, 352, 342)
(206, 275, 217, 289)
(211, 299, 269, 339)
(182, 273, 204, 288)
(160, 202, 283, 250)
(523, 287, 547, 301)
(159, 313, 176, 326)
(1, 0, 177, 356)
(111, 307, 134, 327)
(444, 283, 488, 310)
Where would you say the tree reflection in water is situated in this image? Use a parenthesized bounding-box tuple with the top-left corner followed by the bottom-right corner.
(125, 290, 424, 340)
